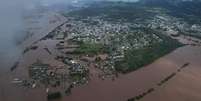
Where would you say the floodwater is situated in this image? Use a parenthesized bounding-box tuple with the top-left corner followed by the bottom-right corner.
(1, 11, 201, 101)
(0, 11, 67, 101)
(141, 46, 201, 101)
(21, 11, 67, 50)
(61, 31, 201, 101)
(62, 46, 201, 101)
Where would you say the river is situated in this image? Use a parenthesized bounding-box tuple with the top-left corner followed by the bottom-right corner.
(1, 12, 201, 101)
(0, 11, 67, 101)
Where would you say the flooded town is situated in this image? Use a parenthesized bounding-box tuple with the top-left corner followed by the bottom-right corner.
(1, 0, 201, 101)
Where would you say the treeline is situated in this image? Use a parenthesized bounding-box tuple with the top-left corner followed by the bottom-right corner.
(157, 72, 176, 86)
(127, 63, 190, 101)
(127, 88, 155, 101)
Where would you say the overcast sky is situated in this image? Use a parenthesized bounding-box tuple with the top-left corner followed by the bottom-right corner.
(41, 0, 140, 6)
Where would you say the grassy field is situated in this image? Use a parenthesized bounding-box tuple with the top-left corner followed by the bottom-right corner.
(74, 42, 107, 55)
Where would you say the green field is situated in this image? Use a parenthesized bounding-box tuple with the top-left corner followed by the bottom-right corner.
(74, 42, 107, 55)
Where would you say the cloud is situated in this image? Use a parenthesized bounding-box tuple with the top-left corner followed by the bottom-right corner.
(0, 0, 140, 58)
(41, 0, 140, 6)
(0, 0, 41, 67)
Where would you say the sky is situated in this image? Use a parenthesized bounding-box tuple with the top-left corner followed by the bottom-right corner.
(41, 0, 140, 6)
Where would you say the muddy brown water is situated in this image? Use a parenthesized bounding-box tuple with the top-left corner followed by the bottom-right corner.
(1, 12, 201, 101)
(62, 46, 201, 101)
(0, 12, 67, 101)
(1, 44, 201, 101)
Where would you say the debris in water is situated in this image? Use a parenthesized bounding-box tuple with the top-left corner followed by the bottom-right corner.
(10, 61, 19, 71)
(44, 47, 52, 55)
